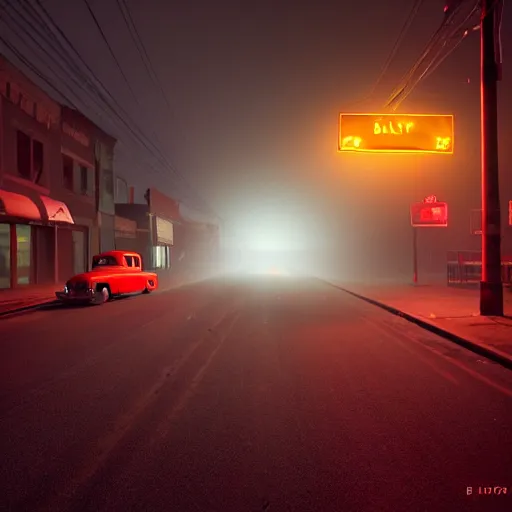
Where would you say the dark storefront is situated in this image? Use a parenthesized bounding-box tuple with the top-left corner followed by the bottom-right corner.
(0, 56, 77, 288)
(0, 190, 77, 287)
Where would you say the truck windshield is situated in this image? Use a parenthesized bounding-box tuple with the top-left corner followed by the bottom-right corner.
(92, 256, 118, 267)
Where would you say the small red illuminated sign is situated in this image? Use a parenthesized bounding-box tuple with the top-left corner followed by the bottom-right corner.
(410, 196, 448, 227)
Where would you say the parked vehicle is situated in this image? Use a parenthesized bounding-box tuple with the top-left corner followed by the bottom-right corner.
(56, 250, 158, 305)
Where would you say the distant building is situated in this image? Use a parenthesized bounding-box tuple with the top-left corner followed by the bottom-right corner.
(115, 187, 220, 288)
(114, 176, 129, 204)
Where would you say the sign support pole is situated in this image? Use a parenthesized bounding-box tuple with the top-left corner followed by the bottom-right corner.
(479, 0, 503, 316)
(412, 227, 418, 285)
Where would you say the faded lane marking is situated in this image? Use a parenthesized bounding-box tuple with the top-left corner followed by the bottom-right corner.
(369, 316, 512, 399)
(0, 313, 171, 419)
(360, 316, 460, 386)
(36, 305, 241, 512)
(156, 308, 241, 425)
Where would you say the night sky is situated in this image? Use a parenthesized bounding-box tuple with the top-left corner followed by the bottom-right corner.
(1, 0, 511, 278)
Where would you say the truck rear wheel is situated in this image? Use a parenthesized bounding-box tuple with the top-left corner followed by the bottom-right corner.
(142, 279, 154, 294)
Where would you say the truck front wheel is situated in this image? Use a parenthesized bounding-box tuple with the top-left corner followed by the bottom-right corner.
(95, 284, 111, 304)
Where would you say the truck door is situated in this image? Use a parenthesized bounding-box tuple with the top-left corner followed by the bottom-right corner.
(122, 255, 136, 293)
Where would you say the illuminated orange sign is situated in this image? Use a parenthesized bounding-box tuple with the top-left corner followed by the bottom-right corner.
(338, 113, 454, 154)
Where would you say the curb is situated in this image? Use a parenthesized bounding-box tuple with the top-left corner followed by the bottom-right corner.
(324, 281, 512, 372)
(0, 278, 214, 319)
(0, 300, 60, 319)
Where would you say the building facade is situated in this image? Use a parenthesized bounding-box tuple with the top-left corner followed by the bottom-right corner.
(0, 55, 117, 289)
(115, 187, 220, 288)
(0, 55, 70, 288)
(95, 134, 116, 253)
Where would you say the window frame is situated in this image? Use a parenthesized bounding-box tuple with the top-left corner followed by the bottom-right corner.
(61, 153, 94, 196)
(79, 164, 89, 195)
(152, 245, 171, 269)
(62, 153, 74, 191)
(16, 130, 45, 184)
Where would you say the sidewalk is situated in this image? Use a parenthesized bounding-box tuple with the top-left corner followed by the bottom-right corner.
(0, 284, 61, 316)
(328, 280, 512, 366)
(0, 271, 213, 317)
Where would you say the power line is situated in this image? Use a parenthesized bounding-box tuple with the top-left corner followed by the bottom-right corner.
(115, 0, 173, 112)
(77, 0, 217, 216)
(386, 0, 480, 110)
(0, 34, 78, 108)
(25, 0, 216, 216)
(28, 0, 200, 191)
(1, 1, 217, 217)
(386, 0, 475, 109)
(368, 0, 425, 99)
(0, 0, 138, 138)
(112, 0, 213, 215)
(0, 1, 84, 106)
(420, 8, 479, 81)
(80, 0, 138, 103)
(384, 1, 471, 107)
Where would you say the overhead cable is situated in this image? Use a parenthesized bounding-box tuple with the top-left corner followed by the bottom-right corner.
(387, 0, 480, 109)
(29, 0, 212, 212)
(368, 0, 426, 98)
(384, 0, 475, 108)
(81, 0, 139, 102)
(115, 0, 173, 112)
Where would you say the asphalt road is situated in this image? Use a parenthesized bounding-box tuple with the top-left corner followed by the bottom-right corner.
(1, 276, 512, 512)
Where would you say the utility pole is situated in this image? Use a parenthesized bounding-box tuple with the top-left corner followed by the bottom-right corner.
(479, 0, 503, 316)
(412, 227, 418, 285)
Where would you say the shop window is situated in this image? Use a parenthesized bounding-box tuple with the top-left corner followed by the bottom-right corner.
(17, 131, 31, 179)
(62, 154, 74, 190)
(80, 165, 88, 195)
(16, 130, 45, 183)
(153, 245, 170, 269)
(66, 157, 94, 196)
(33, 140, 44, 184)
(16, 225, 32, 285)
(79, 165, 94, 196)
(8, 83, 20, 105)
(0, 224, 10, 289)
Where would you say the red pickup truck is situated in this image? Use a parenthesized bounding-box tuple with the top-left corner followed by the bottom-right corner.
(56, 250, 158, 305)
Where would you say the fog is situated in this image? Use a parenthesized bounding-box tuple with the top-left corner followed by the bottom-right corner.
(2, 0, 512, 285)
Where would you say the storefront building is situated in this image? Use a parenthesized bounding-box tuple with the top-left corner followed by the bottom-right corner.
(146, 187, 179, 272)
(0, 55, 117, 290)
(0, 55, 75, 289)
(115, 188, 178, 280)
(114, 187, 220, 287)
(52, 106, 98, 280)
